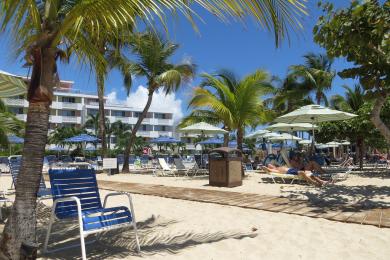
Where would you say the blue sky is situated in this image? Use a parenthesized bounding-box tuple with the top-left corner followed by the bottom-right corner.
(0, 1, 357, 121)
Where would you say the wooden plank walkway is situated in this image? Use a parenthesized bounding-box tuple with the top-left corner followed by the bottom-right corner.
(98, 180, 390, 228)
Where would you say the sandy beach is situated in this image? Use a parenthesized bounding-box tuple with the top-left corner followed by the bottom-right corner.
(1, 171, 390, 259)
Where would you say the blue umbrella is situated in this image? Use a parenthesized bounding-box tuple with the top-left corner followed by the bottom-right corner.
(7, 135, 24, 144)
(198, 138, 223, 145)
(149, 136, 182, 144)
(64, 134, 98, 143)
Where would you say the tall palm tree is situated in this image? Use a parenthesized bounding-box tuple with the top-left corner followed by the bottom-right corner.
(121, 31, 196, 172)
(289, 53, 335, 105)
(111, 120, 132, 151)
(92, 33, 133, 158)
(84, 114, 100, 135)
(330, 85, 365, 112)
(269, 75, 313, 115)
(188, 70, 274, 150)
(0, 0, 306, 257)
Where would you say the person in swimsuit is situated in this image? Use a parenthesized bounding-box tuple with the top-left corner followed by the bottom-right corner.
(264, 155, 328, 187)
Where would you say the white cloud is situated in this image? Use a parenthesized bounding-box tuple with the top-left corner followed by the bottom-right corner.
(106, 85, 184, 123)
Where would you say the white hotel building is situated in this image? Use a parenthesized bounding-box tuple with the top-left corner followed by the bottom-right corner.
(3, 74, 175, 147)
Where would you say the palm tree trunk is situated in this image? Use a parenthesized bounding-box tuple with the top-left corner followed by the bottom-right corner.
(122, 89, 154, 172)
(370, 92, 390, 143)
(236, 127, 244, 151)
(97, 75, 107, 158)
(356, 137, 364, 170)
(316, 92, 322, 105)
(0, 47, 55, 259)
(223, 126, 229, 146)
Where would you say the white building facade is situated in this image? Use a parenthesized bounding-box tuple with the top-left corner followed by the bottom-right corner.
(3, 75, 175, 147)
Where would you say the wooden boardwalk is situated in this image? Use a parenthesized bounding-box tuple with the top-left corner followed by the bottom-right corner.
(98, 180, 390, 228)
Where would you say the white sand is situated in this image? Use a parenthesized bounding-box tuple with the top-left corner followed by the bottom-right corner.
(1, 172, 390, 259)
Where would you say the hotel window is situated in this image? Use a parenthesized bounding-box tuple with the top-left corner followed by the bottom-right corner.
(154, 113, 166, 119)
(62, 97, 76, 103)
(112, 110, 126, 117)
(87, 109, 98, 116)
(141, 124, 153, 131)
(154, 125, 170, 131)
(9, 107, 24, 114)
(61, 110, 76, 117)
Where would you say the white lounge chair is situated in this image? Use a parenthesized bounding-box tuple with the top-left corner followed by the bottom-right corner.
(157, 158, 176, 177)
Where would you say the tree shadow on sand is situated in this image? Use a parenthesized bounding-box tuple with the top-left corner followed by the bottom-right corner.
(282, 184, 390, 213)
(36, 204, 257, 259)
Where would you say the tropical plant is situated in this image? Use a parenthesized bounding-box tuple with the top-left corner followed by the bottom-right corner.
(330, 85, 365, 112)
(0, 0, 306, 257)
(121, 31, 195, 172)
(111, 120, 132, 152)
(84, 114, 100, 135)
(0, 99, 24, 146)
(269, 75, 313, 115)
(314, 0, 390, 143)
(188, 69, 274, 150)
(288, 52, 335, 105)
(48, 126, 85, 147)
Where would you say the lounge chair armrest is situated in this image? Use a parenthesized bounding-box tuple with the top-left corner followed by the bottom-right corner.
(53, 196, 82, 217)
(103, 192, 137, 223)
(103, 192, 134, 209)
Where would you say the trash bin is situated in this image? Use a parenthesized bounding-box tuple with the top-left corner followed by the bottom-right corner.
(208, 147, 243, 187)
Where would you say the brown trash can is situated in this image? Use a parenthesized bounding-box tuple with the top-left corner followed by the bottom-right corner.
(208, 147, 243, 187)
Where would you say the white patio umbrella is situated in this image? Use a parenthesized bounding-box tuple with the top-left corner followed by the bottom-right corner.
(178, 122, 228, 135)
(245, 129, 270, 139)
(268, 133, 302, 142)
(326, 141, 341, 147)
(179, 122, 227, 166)
(299, 139, 313, 145)
(274, 105, 357, 151)
(266, 122, 318, 132)
(341, 141, 351, 145)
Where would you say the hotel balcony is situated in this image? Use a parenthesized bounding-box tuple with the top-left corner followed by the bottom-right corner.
(15, 114, 27, 121)
(3, 98, 28, 107)
(51, 101, 83, 110)
(49, 115, 82, 124)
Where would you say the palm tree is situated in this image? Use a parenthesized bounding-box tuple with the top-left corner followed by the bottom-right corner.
(84, 114, 100, 135)
(289, 53, 335, 105)
(121, 31, 196, 172)
(0, 0, 306, 257)
(188, 70, 274, 150)
(92, 33, 133, 159)
(269, 75, 314, 115)
(48, 126, 84, 147)
(330, 85, 365, 112)
(111, 121, 132, 151)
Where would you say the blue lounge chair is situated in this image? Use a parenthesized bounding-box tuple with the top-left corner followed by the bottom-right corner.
(43, 168, 140, 260)
(8, 156, 51, 198)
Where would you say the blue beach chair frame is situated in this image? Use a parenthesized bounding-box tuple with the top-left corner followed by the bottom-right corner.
(43, 168, 140, 260)
(8, 156, 52, 198)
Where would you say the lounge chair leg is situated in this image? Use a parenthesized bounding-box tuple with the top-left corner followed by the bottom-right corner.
(43, 205, 56, 253)
(78, 214, 87, 260)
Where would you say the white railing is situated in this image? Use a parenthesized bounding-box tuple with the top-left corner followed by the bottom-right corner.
(155, 118, 172, 125)
(61, 102, 81, 110)
(3, 98, 27, 107)
(15, 114, 27, 121)
(62, 116, 79, 123)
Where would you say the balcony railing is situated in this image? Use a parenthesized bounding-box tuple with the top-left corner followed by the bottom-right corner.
(62, 116, 79, 123)
(3, 98, 27, 107)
